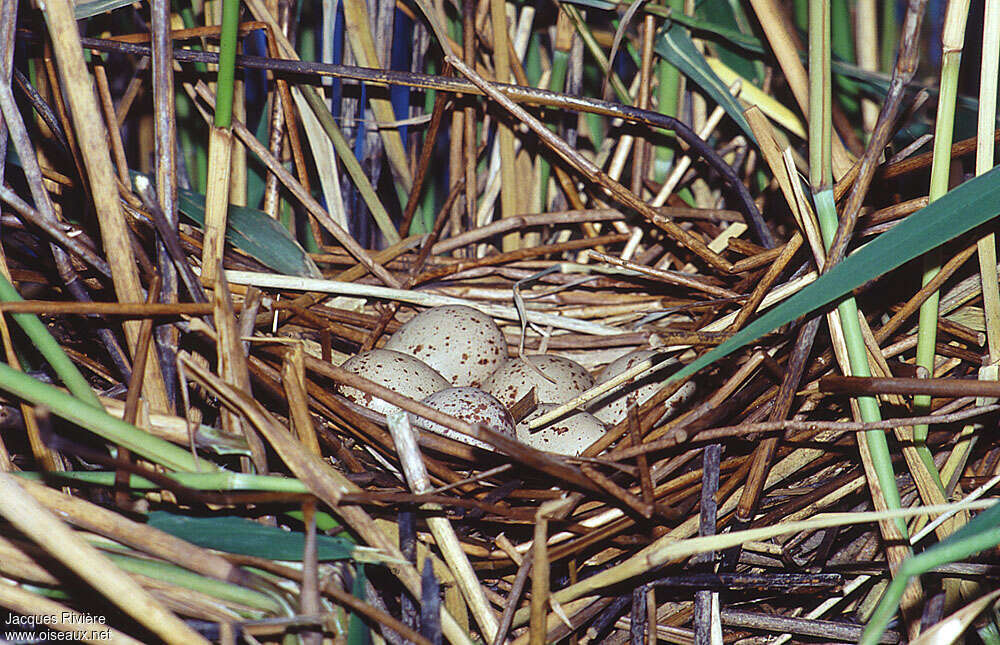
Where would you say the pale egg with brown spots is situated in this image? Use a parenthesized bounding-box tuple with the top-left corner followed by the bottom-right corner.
(588, 349, 696, 426)
(410, 387, 515, 449)
(336, 349, 449, 416)
(516, 404, 606, 456)
(383, 305, 507, 387)
(483, 354, 594, 410)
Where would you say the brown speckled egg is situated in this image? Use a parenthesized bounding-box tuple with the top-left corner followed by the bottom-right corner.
(588, 349, 696, 426)
(337, 349, 449, 416)
(516, 404, 606, 456)
(384, 305, 507, 387)
(484, 355, 594, 410)
(411, 387, 515, 449)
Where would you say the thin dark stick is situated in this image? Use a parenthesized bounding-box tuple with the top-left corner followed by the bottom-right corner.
(113, 275, 159, 508)
(430, 209, 625, 254)
(586, 249, 740, 298)
(491, 552, 532, 645)
(150, 0, 180, 409)
(648, 572, 843, 591)
(461, 0, 477, 239)
(418, 233, 630, 283)
(628, 400, 654, 507)
(11, 67, 70, 155)
(399, 510, 418, 642)
(420, 559, 442, 645)
(133, 179, 209, 304)
(734, 316, 821, 529)
(881, 128, 1000, 181)
(729, 233, 802, 330)
(399, 85, 450, 238)
(56, 263, 132, 381)
(630, 585, 647, 645)
(720, 609, 899, 643)
(300, 500, 321, 645)
(122, 276, 161, 426)
(587, 595, 631, 642)
(693, 443, 720, 645)
(0, 186, 110, 276)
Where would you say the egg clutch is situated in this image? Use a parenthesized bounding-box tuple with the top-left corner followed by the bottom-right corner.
(335, 305, 695, 456)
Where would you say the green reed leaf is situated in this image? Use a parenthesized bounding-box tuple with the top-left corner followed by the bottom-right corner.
(667, 165, 1000, 386)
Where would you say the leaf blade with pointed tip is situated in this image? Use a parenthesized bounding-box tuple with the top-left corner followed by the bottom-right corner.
(665, 165, 1000, 387)
(176, 186, 322, 278)
(74, 0, 134, 18)
(146, 511, 361, 561)
(654, 22, 755, 143)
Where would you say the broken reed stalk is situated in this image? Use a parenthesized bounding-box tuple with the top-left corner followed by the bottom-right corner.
(198, 0, 239, 284)
(821, 375, 1000, 398)
(387, 411, 500, 641)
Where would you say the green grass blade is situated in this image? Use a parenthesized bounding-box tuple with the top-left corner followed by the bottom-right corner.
(348, 564, 372, 645)
(0, 273, 102, 408)
(829, 0, 859, 113)
(17, 470, 308, 491)
(102, 550, 282, 613)
(146, 511, 361, 561)
(862, 501, 1000, 645)
(665, 165, 1000, 386)
(15, 470, 354, 536)
(73, 0, 134, 19)
(557, 0, 767, 55)
(654, 22, 755, 143)
(696, 0, 763, 84)
(0, 363, 215, 472)
(168, 182, 322, 278)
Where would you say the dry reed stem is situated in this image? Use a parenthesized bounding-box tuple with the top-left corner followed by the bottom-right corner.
(388, 411, 500, 641)
(0, 473, 210, 644)
(39, 0, 170, 412)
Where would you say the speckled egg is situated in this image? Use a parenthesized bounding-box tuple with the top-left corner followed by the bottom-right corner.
(383, 305, 507, 387)
(337, 349, 450, 416)
(516, 404, 606, 456)
(484, 354, 594, 410)
(588, 350, 696, 426)
(411, 387, 515, 449)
